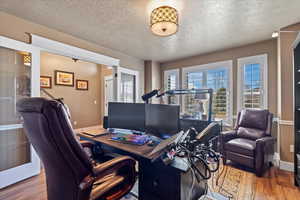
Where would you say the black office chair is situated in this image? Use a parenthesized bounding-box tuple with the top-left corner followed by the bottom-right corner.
(17, 97, 137, 200)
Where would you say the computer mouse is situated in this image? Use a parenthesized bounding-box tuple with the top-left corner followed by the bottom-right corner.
(147, 140, 156, 147)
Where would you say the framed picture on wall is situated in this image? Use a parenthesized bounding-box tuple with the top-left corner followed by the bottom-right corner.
(40, 76, 52, 88)
(76, 79, 89, 90)
(54, 70, 74, 87)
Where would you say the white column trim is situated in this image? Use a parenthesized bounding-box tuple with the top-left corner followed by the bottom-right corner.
(278, 120, 294, 126)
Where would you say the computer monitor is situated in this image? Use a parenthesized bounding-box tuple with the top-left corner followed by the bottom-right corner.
(108, 102, 145, 131)
(145, 104, 180, 139)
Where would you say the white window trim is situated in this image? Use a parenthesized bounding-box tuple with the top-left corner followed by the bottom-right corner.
(164, 69, 180, 90)
(182, 60, 233, 125)
(237, 54, 268, 111)
(116, 66, 140, 103)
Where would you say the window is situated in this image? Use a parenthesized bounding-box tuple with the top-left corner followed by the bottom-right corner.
(182, 60, 233, 124)
(164, 69, 179, 104)
(237, 54, 268, 111)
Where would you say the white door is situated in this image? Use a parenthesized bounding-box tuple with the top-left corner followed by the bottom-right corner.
(0, 36, 40, 188)
(104, 75, 114, 115)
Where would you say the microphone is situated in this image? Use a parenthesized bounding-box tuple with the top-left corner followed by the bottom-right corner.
(142, 90, 159, 102)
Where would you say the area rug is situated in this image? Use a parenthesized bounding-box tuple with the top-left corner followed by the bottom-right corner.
(209, 164, 254, 200)
(121, 165, 251, 200)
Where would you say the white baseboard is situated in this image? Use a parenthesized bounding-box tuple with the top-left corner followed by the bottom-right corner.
(273, 153, 294, 172)
(74, 125, 102, 133)
(279, 160, 294, 172)
(273, 152, 280, 167)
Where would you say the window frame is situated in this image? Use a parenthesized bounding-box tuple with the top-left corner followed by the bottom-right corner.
(237, 54, 268, 111)
(182, 60, 233, 125)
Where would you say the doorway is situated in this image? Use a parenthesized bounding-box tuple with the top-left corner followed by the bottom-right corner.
(116, 67, 139, 103)
(104, 75, 113, 116)
(0, 36, 40, 189)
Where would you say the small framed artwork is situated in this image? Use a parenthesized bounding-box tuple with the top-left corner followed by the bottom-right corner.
(40, 76, 52, 88)
(55, 70, 74, 87)
(76, 79, 89, 90)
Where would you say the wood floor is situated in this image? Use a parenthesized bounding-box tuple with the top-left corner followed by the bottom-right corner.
(0, 166, 299, 200)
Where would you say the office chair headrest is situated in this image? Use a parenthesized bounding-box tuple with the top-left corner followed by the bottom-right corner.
(17, 97, 60, 113)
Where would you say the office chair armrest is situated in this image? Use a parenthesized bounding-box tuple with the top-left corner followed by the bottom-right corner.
(79, 156, 136, 191)
(92, 156, 136, 177)
(80, 141, 94, 148)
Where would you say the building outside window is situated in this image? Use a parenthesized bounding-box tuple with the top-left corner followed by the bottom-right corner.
(182, 60, 233, 124)
(164, 69, 179, 105)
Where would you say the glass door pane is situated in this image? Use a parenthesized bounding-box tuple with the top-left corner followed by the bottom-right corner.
(120, 72, 136, 103)
(0, 47, 32, 172)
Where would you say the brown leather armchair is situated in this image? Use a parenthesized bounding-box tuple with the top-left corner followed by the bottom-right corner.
(220, 109, 275, 176)
(17, 98, 137, 200)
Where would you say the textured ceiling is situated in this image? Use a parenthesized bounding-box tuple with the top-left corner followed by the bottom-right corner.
(1, 0, 300, 62)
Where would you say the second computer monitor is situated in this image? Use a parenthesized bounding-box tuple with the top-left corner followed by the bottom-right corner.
(108, 102, 145, 131)
(145, 104, 180, 138)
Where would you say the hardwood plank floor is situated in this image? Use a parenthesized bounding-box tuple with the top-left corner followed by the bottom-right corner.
(0, 166, 299, 200)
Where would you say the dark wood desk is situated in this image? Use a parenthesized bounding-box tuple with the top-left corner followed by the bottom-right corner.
(78, 129, 206, 200)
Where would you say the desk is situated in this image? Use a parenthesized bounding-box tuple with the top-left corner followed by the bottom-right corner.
(78, 129, 206, 200)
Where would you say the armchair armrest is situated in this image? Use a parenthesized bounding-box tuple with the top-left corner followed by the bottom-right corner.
(219, 130, 237, 155)
(220, 130, 237, 143)
(255, 136, 275, 155)
(255, 136, 275, 176)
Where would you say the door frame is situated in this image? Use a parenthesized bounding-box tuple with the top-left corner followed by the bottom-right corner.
(0, 36, 41, 188)
(104, 75, 113, 116)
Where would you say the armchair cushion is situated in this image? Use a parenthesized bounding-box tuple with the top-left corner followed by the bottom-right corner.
(237, 127, 265, 140)
(225, 138, 256, 157)
(238, 109, 269, 130)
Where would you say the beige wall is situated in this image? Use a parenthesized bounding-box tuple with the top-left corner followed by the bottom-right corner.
(144, 61, 152, 94)
(144, 60, 161, 104)
(0, 11, 145, 98)
(278, 23, 300, 162)
(151, 61, 161, 91)
(41, 52, 103, 129)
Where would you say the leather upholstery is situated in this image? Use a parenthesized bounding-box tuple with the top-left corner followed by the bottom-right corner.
(225, 138, 256, 157)
(17, 97, 137, 200)
(220, 108, 275, 176)
(238, 109, 269, 130)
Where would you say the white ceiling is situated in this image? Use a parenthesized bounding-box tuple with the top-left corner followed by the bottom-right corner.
(1, 0, 300, 62)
